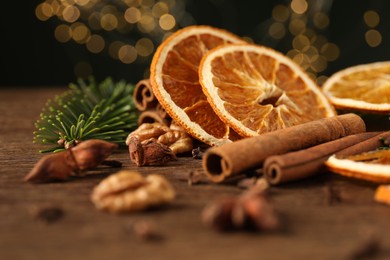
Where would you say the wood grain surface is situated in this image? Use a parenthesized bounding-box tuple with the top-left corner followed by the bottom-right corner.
(1, 87, 390, 260)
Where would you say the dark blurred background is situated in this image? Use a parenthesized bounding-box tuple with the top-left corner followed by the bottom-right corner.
(1, 0, 389, 87)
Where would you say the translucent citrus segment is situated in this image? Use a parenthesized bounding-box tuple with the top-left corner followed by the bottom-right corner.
(322, 61, 390, 113)
(199, 44, 336, 137)
(150, 25, 246, 146)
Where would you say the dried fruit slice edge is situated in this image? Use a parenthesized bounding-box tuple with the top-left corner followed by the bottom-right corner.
(150, 25, 245, 146)
(326, 154, 390, 183)
(322, 61, 390, 113)
(199, 43, 336, 137)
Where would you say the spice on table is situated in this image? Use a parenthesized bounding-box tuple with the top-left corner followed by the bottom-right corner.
(24, 139, 118, 183)
(348, 230, 381, 259)
(202, 189, 280, 232)
(128, 137, 177, 166)
(32, 205, 65, 224)
(167, 170, 209, 185)
(263, 132, 383, 185)
(192, 147, 204, 159)
(203, 113, 366, 183)
(132, 219, 164, 241)
(322, 184, 342, 206)
(91, 170, 175, 213)
(201, 196, 237, 231)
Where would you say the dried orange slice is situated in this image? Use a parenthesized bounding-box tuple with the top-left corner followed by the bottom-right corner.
(375, 185, 390, 205)
(322, 61, 390, 113)
(199, 44, 336, 137)
(150, 26, 245, 146)
(326, 150, 390, 183)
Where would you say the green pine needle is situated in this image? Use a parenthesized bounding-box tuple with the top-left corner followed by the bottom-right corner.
(34, 77, 139, 153)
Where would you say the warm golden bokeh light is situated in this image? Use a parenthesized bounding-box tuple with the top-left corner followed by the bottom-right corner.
(152, 2, 169, 17)
(118, 45, 137, 64)
(138, 14, 156, 32)
(159, 14, 175, 30)
(35, 2, 54, 21)
(268, 22, 286, 39)
(313, 12, 329, 29)
(63, 5, 80, 23)
(36, 0, 356, 80)
(36, 0, 192, 73)
(289, 18, 306, 35)
(293, 34, 310, 52)
(71, 23, 91, 44)
(291, 0, 308, 15)
(268, 1, 342, 79)
(86, 34, 105, 53)
(109, 41, 124, 59)
(364, 10, 380, 28)
(124, 7, 141, 23)
(75, 0, 91, 6)
(365, 29, 382, 47)
(135, 38, 154, 56)
(100, 13, 118, 31)
(54, 24, 72, 43)
(272, 5, 290, 22)
(321, 43, 340, 61)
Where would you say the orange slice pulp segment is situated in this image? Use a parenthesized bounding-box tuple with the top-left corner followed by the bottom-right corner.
(150, 25, 246, 146)
(322, 61, 390, 113)
(199, 43, 336, 137)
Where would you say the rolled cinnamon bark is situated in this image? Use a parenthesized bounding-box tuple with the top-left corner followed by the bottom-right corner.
(202, 113, 366, 183)
(263, 131, 382, 185)
(138, 110, 171, 126)
(133, 79, 159, 111)
(156, 103, 169, 119)
(335, 131, 390, 157)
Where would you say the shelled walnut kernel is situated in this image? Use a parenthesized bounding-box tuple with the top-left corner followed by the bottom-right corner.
(91, 170, 175, 213)
(126, 122, 193, 155)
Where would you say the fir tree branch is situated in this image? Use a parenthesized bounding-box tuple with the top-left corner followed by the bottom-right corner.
(34, 77, 139, 153)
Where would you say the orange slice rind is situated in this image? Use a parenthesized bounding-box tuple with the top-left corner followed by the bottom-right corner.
(199, 43, 336, 137)
(375, 185, 390, 205)
(150, 25, 246, 146)
(322, 61, 390, 113)
(326, 152, 390, 183)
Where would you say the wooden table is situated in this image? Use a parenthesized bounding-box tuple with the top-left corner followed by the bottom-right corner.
(1, 87, 390, 260)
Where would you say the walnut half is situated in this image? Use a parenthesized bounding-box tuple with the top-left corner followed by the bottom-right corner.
(126, 122, 193, 155)
(91, 170, 175, 213)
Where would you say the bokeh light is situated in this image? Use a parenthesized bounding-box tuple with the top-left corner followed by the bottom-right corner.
(36, 0, 383, 82)
(364, 10, 380, 28)
(365, 29, 382, 47)
(86, 34, 105, 53)
(36, 0, 191, 77)
(268, 0, 342, 80)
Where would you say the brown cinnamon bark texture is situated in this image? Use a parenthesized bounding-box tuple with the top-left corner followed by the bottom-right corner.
(138, 110, 171, 126)
(133, 79, 159, 111)
(263, 131, 382, 185)
(335, 131, 390, 157)
(202, 113, 366, 183)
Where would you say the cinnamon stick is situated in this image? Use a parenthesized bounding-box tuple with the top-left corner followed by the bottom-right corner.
(202, 113, 366, 183)
(133, 79, 159, 111)
(335, 131, 390, 157)
(263, 131, 383, 185)
(138, 110, 171, 126)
